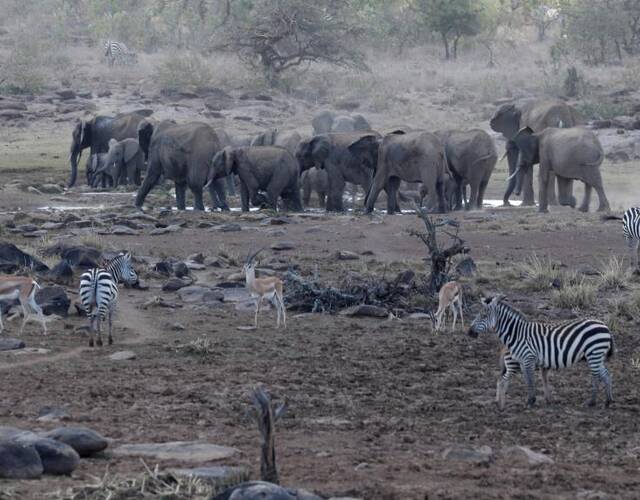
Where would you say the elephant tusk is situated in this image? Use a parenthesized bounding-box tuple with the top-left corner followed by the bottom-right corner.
(204, 179, 212, 189)
(506, 167, 520, 182)
(500, 150, 508, 162)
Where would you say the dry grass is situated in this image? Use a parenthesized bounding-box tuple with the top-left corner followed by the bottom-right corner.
(177, 336, 217, 357)
(552, 278, 596, 310)
(598, 256, 629, 290)
(519, 254, 563, 291)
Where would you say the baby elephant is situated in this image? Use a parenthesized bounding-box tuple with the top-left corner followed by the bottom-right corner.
(95, 138, 145, 187)
(208, 146, 302, 212)
(300, 167, 328, 208)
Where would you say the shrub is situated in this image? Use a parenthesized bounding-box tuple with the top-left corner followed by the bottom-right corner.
(153, 53, 213, 94)
(2, 36, 46, 93)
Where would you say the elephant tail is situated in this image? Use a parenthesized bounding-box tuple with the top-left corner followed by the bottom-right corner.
(469, 151, 499, 170)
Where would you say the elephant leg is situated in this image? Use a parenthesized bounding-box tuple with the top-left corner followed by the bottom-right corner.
(521, 169, 536, 206)
(240, 182, 250, 212)
(175, 183, 187, 210)
(548, 172, 558, 205)
(538, 168, 554, 213)
(225, 175, 236, 196)
(265, 187, 279, 211)
(302, 182, 311, 207)
(210, 179, 230, 211)
(503, 176, 517, 206)
(326, 175, 345, 212)
(557, 177, 576, 207)
(579, 183, 592, 212)
(318, 191, 326, 209)
(386, 177, 401, 215)
(192, 186, 205, 211)
(467, 179, 480, 211)
(364, 174, 387, 213)
(478, 179, 489, 209)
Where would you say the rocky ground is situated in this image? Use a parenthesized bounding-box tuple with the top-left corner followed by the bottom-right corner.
(2, 54, 640, 499)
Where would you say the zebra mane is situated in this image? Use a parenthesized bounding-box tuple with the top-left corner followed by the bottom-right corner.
(496, 299, 525, 321)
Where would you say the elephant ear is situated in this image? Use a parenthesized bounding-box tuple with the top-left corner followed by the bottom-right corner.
(223, 146, 236, 175)
(137, 120, 155, 160)
(348, 134, 380, 157)
(122, 139, 140, 163)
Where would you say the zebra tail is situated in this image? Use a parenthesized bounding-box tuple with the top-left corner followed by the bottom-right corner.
(607, 337, 615, 359)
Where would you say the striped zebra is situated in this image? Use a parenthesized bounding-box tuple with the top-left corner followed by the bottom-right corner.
(623, 207, 640, 272)
(103, 40, 137, 67)
(498, 347, 551, 410)
(469, 296, 614, 409)
(79, 252, 138, 347)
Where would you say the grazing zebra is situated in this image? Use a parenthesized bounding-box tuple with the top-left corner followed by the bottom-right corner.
(469, 296, 614, 409)
(79, 252, 138, 347)
(103, 40, 137, 67)
(623, 207, 640, 272)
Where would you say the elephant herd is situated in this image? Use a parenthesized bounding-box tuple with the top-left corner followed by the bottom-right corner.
(67, 101, 610, 214)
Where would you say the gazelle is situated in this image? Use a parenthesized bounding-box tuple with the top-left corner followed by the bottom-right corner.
(0, 276, 47, 335)
(243, 249, 286, 328)
(432, 280, 463, 332)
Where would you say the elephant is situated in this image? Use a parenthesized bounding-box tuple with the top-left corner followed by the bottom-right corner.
(490, 98, 582, 206)
(69, 111, 148, 187)
(213, 128, 238, 196)
(435, 129, 498, 210)
(509, 127, 609, 213)
(88, 153, 111, 188)
(311, 110, 372, 135)
(295, 132, 380, 212)
(207, 146, 302, 212)
(353, 131, 448, 214)
(135, 122, 229, 211)
(300, 167, 328, 208)
(250, 128, 302, 156)
(93, 138, 144, 187)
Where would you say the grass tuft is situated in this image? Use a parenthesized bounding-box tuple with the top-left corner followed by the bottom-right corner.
(552, 278, 596, 310)
(519, 254, 563, 291)
(597, 256, 629, 290)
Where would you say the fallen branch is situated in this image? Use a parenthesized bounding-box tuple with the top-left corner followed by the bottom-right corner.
(250, 387, 287, 484)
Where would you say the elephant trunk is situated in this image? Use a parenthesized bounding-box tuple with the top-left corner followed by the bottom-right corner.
(68, 147, 81, 187)
(135, 165, 160, 208)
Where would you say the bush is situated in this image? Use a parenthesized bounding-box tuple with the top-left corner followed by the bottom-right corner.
(153, 53, 214, 94)
(2, 36, 46, 93)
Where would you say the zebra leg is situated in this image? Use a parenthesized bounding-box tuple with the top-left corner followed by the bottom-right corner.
(496, 372, 511, 410)
(600, 366, 613, 408)
(588, 374, 599, 407)
(96, 313, 103, 347)
(89, 314, 95, 347)
(541, 368, 552, 404)
(108, 308, 113, 345)
(521, 359, 537, 407)
(629, 238, 640, 273)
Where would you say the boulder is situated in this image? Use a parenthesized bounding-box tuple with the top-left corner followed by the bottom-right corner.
(341, 304, 388, 318)
(150, 224, 182, 235)
(162, 277, 191, 292)
(47, 260, 74, 285)
(13, 435, 80, 476)
(0, 242, 49, 272)
(442, 445, 493, 465)
(173, 262, 190, 278)
(336, 250, 359, 261)
(109, 350, 136, 361)
(0, 338, 26, 351)
(177, 286, 224, 304)
(36, 286, 70, 317)
(112, 441, 237, 462)
(154, 261, 173, 275)
(37, 406, 70, 422)
(213, 481, 322, 500)
(38, 184, 64, 194)
(271, 241, 296, 251)
(0, 442, 43, 479)
(55, 89, 76, 100)
(45, 427, 109, 457)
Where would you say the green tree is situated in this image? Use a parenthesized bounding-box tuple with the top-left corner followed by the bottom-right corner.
(411, 0, 483, 60)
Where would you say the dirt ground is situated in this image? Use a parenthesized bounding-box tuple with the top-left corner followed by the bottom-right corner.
(1, 60, 640, 498)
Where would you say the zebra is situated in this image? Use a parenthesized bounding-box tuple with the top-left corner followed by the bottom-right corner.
(79, 252, 138, 347)
(498, 347, 551, 410)
(469, 296, 614, 409)
(103, 40, 137, 67)
(623, 207, 640, 272)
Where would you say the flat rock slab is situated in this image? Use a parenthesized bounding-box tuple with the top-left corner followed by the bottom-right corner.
(168, 466, 249, 487)
(109, 351, 136, 361)
(45, 427, 109, 457)
(341, 304, 388, 318)
(270, 241, 296, 251)
(113, 441, 238, 462)
(0, 338, 26, 351)
(336, 250, 359, 260)
(37, 406, 70, 422)
(177, 286, 224, 304)
(150, 225, 182, 235)
(0, 442, 43, 479)
(501, 446, 554, 466)
(222, 288, 251, 302)
(442, 445, 494, 465)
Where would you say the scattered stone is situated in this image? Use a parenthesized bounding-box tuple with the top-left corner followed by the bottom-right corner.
(0, 338, 26, 351)
(0, 101, 27, 111)
(442, 445, 494, 465)
(113, 441, 237, 462)
(13, 435, 79, 476)
(341, 304, 388, 318)
(271, 241, 296, 251)
(185, 261, 206, 271)
(37, 407, 70, 422)
(0, 442, 43, 479)
(150, 224, 182, 235)
(226, 272, 245, 282)
(187, 253, 206, 264)
(97, 89, 112, 98)
(577, 264, 600, 276)
(501, 446, 553, 466)
(173, 262, 190, 278)
(109, 350, 136, 361)
(455, 256, 477, 277)
(38, 184, 64, 194)
(36, 286, 70, 317)
(408, 312, 432, 320)
(177, 286, 224, 304)
(215, 223, 242, 232)
(171, 323, 185, 331)
(45, 427, 109, 457)
(58, 246, 101, 268)
(55, 89, 76, 100)
(0, 242, 49, 273)
(162, 277, 191, 292)
(576, 490, 610, 500)
(110, 225, 140, 236)
(336, 250, 359, 261)
(42, 222, 65, 230)
(0, 110, 24, 120)
(262, 217, 293, 225)
(154, 261, 173, 275)
(134, 279, 149, 291)
(47, 260, 74, 285)
(168, 466, 250, 488)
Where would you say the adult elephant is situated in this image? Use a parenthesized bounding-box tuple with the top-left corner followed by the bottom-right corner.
(250, 128, 302, 156)
(435, 129, 498, 210)
(135, 122, 229, 211)
(93, 138, 144, 187)
(295, 132, 380, 212)
(353, 131, 448, 214)
(207, 146, 302, 212)
(490, 98, 582, 206)
(69, 111, 148, 187)
(311, 110, 372, 135)
(509, 127, 609, 213)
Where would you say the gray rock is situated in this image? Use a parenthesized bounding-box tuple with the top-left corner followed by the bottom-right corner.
(177, 286, 224, 304)
(0, 101, 27, 111)
(55, 89, 76, 100)
(169, 466, 249, 488)
(262, 217, 294, 225)
(109, 350, 136, 361)
(13, 435, 80, 475)
(336, 250, 359, 260)
(39, 184, 64, 194)
(0, 242, 49, 273)
(271, 241, 296, 251)
(45, 427, 109, 457)
(36, 286, 70, 317)
(0, 338, 26, 351)
(216, 223, 242, 232)
(576, 490, 610, 500)
(222, 288, 251, 302)
(37, 406, 70, 422)
(110, 225, 140, 235)
(341, 304, 388, 318)
(0, 442, 43, 479)
(47, 260, 74, 285)
(215, 481, 323, 500)
(173, 262, 191, 278)
(0, 427, 37, 441)
(150, 224, 182, 235)
(442, 445, 493, 465)
(0, 110, 24, 120)
(501, 446, 553, 466)
(187, 253, 206, 264)
(112, 441, 237, 462)
(162, 277, 191, 292)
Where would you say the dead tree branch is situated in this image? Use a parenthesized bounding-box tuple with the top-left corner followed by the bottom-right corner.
(250, 387, 287, 484)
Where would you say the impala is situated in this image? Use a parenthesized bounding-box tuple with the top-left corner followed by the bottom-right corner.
(0, 276, 47, 335)
(243, 249, 286, 328)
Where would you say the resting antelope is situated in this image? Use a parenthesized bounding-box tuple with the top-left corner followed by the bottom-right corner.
(243, 249, 286, 328)
(0, 276, 47, 335)
(432, 280, 463, 332)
